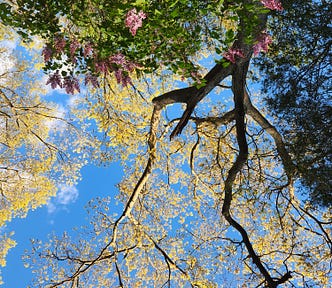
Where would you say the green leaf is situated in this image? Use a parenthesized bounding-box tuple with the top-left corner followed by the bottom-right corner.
(134, 0, 146, 6)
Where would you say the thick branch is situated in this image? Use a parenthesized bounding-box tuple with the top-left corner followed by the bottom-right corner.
(222, 61, 250, 218)
(221, 61, 276, 285)
(244, 90, 295, 180)
(151, 5, 267, 139)
(191, 109, 236, 127)
(152, 63, 234, 139)
(222, 62, 292, 287)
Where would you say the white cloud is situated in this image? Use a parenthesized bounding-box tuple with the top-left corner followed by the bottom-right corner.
(47, 202, 56, 214)
(0, 38, 18, 84)
(47, 184, 79, 214)
(57, 184, 79, 205)
(66, 93, 83, 108)
(0, 51, 16, 85)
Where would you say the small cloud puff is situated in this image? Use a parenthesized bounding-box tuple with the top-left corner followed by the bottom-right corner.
(57, 184, 79, 205)
(47, 184, 79, 214)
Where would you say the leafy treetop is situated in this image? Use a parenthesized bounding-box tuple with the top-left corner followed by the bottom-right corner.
(1, 0, 280, 91)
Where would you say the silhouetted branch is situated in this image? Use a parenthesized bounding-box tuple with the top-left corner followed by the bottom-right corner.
(221, 60, 292, 287)
(152, 63, 234, 139)
(244, 89, 295, 181)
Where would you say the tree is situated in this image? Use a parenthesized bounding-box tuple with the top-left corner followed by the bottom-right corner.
(0, 0, 331, 287)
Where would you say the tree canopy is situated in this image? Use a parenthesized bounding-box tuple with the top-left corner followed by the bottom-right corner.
(0, 0, 331, 287)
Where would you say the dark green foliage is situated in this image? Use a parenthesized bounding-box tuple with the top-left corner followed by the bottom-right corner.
(256, 0, 332, 207)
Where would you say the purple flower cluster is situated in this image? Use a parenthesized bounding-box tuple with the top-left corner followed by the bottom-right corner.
(42, 45, 53, 62)
(63, 76, 80, 94)
(41, 7, 147, 93)
(83, 43, 93, 57)
(260, 0, 283, 11)
(95, 52, 139, 87)
(41, 37, 94, 64)
(46, 71, 81, 94)
(223, 48, 245, 63)
(84, 73, 100, 88)
(114, 70, 132, 87)
(54, 37, 66, 53)
(70, 40, 80, 62)
(46, 71, 62, 89)
(253, 32, 273, 56)
(125, 8, 147, 36)
(95, 61, 109, 74)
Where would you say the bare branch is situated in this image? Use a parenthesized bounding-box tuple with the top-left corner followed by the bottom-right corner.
(110, 103, 162, 244)
(115, 261, 124, 288)
(244, 89, 295, 180)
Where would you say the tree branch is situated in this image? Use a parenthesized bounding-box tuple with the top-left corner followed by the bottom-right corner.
(152, 63, 234, 139)
(244, 89, 295, 180)
(110, 104, 162, 245)
(221, 61, 292, 287)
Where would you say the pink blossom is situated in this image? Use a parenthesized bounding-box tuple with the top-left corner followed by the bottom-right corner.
(223, 48, 245, 63)
(123, 61, 137, 72)
(253, 32, 273, 56)
(109, 53, 126, 65)
(54, 37, 66, 54)
(70, 39, 80, 58)
(63, 76, 80, 94)
(123, 60, 137, 73)
(46, 71, 62, 89)
(114, 70, 132, 87)
(190, 71, 202, 84)
(83, 43, 93, 57)
(125, 8, 147, 36)
(95, 61, 109, 74)
(260, 0, 283, 11)
(85, 73, 99, 88)
(95, 54, 138, 86)
(42, 45, 53, 62)
(109, 53, 138, 72)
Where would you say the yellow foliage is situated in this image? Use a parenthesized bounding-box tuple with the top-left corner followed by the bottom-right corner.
(220, 11, 239, 32)
(0, 24, 85, 280)
(0, 233, 16, 267)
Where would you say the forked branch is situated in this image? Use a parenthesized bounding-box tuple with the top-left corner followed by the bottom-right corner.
(47, 104, 163, 287)
(152, 63, 233, 139)
(110, 104, 163, 245)
(221, 63, 292, 287)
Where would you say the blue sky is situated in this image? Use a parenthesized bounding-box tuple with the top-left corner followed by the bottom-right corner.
(2, 163, 124, 287)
